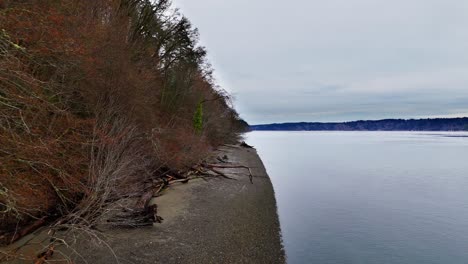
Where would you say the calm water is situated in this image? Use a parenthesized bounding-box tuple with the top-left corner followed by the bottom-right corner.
(246, 131, 468, 264)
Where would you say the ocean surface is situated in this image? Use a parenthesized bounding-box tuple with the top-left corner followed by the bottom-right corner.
(246, 131, 468, 264)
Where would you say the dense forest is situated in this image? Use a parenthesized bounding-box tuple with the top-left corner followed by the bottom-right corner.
(251, 118, 468, 131)
(0, 0, 247, 245)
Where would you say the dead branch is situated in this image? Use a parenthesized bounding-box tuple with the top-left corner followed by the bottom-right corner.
(216, 155, 229, 163)
(204, 167, 236, 180)
(34, 244, 54, 264)
(191, 165, 206, 175)
(168, 178, 190, 184)
(167, 171, 186, 179)
(135, 183, 163, 210)
(203, 164, 254, 184)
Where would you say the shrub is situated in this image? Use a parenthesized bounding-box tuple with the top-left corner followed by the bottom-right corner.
(0, 0, 247, 244)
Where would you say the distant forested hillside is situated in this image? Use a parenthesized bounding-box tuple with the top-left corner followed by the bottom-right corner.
(251, 118, 468, 131)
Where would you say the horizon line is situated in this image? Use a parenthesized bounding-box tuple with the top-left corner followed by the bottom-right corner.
(251, 116, 468, 126)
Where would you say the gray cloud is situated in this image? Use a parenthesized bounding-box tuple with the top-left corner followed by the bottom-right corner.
(174, 0, 468, 124)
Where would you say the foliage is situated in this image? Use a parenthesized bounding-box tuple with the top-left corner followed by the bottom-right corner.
(0, 0, 247, 243)
(194, 101, 203, 133)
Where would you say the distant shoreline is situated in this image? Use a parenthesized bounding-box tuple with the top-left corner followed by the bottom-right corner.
(250, 117, 468, 131)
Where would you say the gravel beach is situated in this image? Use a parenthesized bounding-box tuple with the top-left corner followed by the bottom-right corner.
(1, 145, 285, 264)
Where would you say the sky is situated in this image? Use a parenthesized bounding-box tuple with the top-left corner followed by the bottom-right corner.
(173, 0, 468, 124)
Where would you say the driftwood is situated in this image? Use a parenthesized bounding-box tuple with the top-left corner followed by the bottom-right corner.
(149, 204, 164, 223)
(169, 178, 190, 184)
(221, 144, 241, 149)
(191, 165, 205, 175)
(135, 188, 157, 210)
(240, 141, 254, 148)
(204, 167, 236, 180)
(137, 177, 190, 207)
(202, 163, 254, 184)
(216, 157, 227, 163)
(34, 244, 54, 264)
(135, 178, 170, 210)
(2, 160, 249, 242)
(109, 180, 170, 228)
(108, 204, 163, 227)
(216, 155, 229, 163)
(112, 173, 192, 228)
(1, 154, 252, 248)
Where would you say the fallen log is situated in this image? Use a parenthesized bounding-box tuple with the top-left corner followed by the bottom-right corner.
(110, 180, 169, 228)
(240, 141, 254, 148)
(203, 164, 254, 184)
(135, 181, 166, 209)
(9, 216, 48, 244)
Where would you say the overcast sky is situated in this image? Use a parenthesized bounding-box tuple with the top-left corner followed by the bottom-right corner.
(173, 0, 468, 124)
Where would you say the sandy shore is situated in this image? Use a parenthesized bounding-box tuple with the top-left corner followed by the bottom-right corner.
(2, 145, 285, 263)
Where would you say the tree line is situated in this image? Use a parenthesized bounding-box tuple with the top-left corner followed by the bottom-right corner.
(0, 0, 248, 243)
(251, 118, 468, 131)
